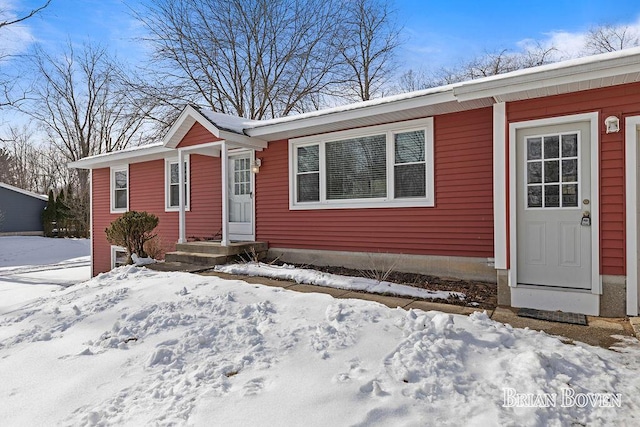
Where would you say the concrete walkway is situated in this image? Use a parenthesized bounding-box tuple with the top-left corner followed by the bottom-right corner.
(200, 270, 639, 349)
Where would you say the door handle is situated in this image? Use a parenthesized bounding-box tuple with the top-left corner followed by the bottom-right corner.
(581, 211, 591, 226)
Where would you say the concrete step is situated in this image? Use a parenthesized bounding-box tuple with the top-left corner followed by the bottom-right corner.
(175, 241, 268, 257)
(164, 251, 229, 266)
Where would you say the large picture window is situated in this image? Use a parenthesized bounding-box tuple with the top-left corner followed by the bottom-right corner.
(290, 118, 434, 209)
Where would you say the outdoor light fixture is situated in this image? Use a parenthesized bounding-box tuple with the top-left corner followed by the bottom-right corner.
(251, 158, 262, 173)
(605, 115, 620, 133)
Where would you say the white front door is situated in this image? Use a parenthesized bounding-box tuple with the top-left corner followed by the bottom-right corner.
(228, 152, 254, 241)
(516, 121, 592, 289)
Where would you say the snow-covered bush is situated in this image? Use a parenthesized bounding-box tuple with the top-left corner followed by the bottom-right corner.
(105, 211, 159, 264)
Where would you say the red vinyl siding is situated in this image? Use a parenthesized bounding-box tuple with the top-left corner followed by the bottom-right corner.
(256, 107, 495, 258)
(91, 168, 114, 274)
(177, 122, 222, 148)
(507, 82, 640, 276)
(92, 125, 223, 275)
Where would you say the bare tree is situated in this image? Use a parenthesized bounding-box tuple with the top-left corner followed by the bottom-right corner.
(19, 41, 159, 235)
(0, 125, 62, 193)
(396, 68, 437, 92)
(135, 0, 348, 119)
(584, 24, 640, 54)
(25, 42, 157, 166)
(428, 44, 557, 86)
(0, 1, 51, 107)
(333, 0, 402, 101)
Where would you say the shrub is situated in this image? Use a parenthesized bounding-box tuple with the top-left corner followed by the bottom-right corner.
(105, 211, 159, 264)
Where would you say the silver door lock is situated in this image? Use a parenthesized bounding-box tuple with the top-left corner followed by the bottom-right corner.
(581, 211, 591, 226)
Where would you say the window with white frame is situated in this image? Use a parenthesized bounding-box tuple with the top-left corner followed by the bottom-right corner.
(165, 157, 190, 211)
(110, 166, 128, 213)
(290, 118, 434, 209)
(111, 245, 127, 268)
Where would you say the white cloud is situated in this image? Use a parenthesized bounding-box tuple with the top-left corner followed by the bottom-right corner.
(517, 16, 640, 60)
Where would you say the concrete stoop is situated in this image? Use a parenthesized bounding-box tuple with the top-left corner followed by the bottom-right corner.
(164, 241, 267, 266)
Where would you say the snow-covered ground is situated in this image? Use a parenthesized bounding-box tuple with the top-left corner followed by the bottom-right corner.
(0, 236, 90, 314)
(1, 238, 640, 426)
(216, 262, 465, 300)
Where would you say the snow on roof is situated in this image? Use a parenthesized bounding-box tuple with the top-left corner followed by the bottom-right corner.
(198, 109, 260, 134)
(193, 46, 640, 132)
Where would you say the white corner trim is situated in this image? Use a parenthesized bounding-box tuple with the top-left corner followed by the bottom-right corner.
(493, 102, 507, 270)
(288, 117, 435, 210)
(508, 112, 600, 295)
(109, 165, 129, 214)
(625, 115, 640, 316)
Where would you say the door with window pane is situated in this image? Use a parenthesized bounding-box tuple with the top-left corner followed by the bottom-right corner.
(228, 152, 254, 241)
(516, 121, 592, 289)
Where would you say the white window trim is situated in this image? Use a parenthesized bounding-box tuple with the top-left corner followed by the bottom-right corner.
(110, 165, 129, 214)
(165, 155, 191, 212)
(110, 245, 127, 269)
(289, 117, 435, 210)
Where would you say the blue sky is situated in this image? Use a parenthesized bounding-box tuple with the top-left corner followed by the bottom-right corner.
(4, 0, 640, 72)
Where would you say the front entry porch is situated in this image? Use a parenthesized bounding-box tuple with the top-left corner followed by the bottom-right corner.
(162, 241, 269, 269)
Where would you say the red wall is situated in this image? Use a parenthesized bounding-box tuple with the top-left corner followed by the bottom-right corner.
(92, 125, 222, 274)
(507, 81, 640, 276)
(255, 107, 495, 258)
(177, 122, 222, 147)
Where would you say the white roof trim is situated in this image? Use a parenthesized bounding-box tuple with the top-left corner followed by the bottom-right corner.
(68, 143, 173, 169)
(247, 89, 457, 138)
(453, 47, 640, 102)
(0, 182, 48, 201)
(163, 105, 266, 149)
(67, 48, 640, 169)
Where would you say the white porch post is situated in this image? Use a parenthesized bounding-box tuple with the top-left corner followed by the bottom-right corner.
(221, 141, 230, 246)
(178, 148, 186, 243)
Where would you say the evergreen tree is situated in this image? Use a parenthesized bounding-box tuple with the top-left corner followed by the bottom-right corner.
(55, 188, 70, 237)
(42, 189, 56, 237)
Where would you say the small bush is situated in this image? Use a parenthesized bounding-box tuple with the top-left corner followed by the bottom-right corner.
(105, 211, 159, 264)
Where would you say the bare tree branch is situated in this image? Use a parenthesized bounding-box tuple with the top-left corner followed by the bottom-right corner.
(0, 0, 50, 29)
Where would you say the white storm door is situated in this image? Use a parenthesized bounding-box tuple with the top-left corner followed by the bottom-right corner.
(228, 152, 254, 241)
(516, 121, 592, 289)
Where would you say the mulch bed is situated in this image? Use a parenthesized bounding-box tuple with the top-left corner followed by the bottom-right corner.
(266, 260, 497, 310)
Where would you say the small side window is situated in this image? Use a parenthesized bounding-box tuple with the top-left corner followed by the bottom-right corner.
(111, 246, 127, 268)
(110, 166, 128, 213)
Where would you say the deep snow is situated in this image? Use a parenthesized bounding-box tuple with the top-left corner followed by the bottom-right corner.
(1, 237, 639, 426)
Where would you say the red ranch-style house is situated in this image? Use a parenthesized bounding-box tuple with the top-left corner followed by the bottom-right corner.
(70, 48, 640, 317)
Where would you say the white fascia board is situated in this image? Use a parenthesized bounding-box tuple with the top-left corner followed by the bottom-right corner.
(68, 144, 174, 169)
(247, 90, 457, 138)
(163, 105, 219, 148)
(0, 182, 48, 200)
(453, 51, 640, 102)
(219, 129, 267, 149)
(164, 105, 267, 149)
